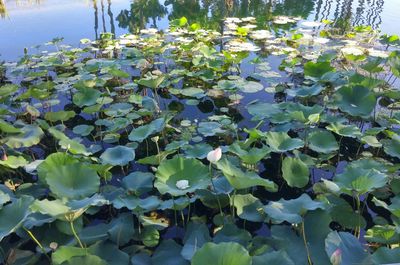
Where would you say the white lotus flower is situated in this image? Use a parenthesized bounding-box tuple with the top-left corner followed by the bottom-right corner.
(207, 147, 222, 163)
(176, 180, 190, 190)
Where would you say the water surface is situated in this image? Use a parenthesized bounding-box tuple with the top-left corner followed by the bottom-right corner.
(0, 0, 399, 60)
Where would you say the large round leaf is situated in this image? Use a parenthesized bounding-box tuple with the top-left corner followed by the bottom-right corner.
(5, 125, 44, 148)
(333, 164, 387, 196)
(264, 132, 304, 153)
(264, 194, 325, 224)
(100, 145, 135, 166)
(307, 130, 339, 154)
(45, 163, 100, 199)
(282, 157, 309, 188)
(333, 85, 376, 117)
(155, 156, 210, 196)
(37, 152, 78, 183)
(192, 242, 252, 265)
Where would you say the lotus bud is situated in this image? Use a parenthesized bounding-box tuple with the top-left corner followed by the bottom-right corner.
(330, 248, 342, 265)
(1, 153, 7, 161)
(151, 136, 159, 143)
(207, 147, 222, 163)
(176, 180, 190, 190)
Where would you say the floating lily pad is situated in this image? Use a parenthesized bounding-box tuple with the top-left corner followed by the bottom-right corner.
(128, 118, 165, 142)
(264, 132, 304, 152)
(282, 157, 309, 188)
(155, 156, 210, 196)
(5, 125, 44, 148)
(307, 130, 339, 154)
(333, 85, 376, 117)
(264, 194, 324, 224)
(192, 242, 252, 265)
(45, 163, 100, 199)
(100, 145, 135, 166)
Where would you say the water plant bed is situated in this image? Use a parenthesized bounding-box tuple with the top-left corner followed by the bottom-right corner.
(1, 15, 400, 265)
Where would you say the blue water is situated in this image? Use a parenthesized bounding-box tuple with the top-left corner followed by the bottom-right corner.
(0, 0, 399, 61)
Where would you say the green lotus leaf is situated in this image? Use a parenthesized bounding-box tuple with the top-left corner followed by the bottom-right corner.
(304, 61, 335, 78)
(333, 85, 376, 117)
(45, 110, 76, 122)
(37, 152, 78, 183)
(104, 103, 133, 117)
(264, 194, 325, 224)
(287, 84, 324, 98)
(0, 84, 19, 98)
(180, 87, 205, 99)
(326, 122, 362, 138)
(216, 158, 277, 191)
(327, 195, 366, 229)
(372, 195, 400, 218)
(198, 121, 225, 137)
(325, 231, 371, 265)
(238, 80, 264, 93)
(52, 246, 87, 265)
(128, 118, 165, 142)
(253, 250, 295, 265)
(0, 119, 22, 133)
(264, 132, 304, 152)
(5, 125, 44, 148)
(152, 239, 188, 265)
(88, 241, 130, 265)
(30, 199, 71, 218)
(155, 156, 210, 196)
(73, 87, 101, 107)
(72, 124, 94, 136)
(60, 255, 107, 265)
(246, 102, 282, 120)
(45, 163, 100, 200)
(371, 247, 400, 264)
(0, 196, 34, 241)
(100, 145, 135, 166)
(307, 130, 339, 154)
(108, 67, 130, 78)
(192, 242, 252, 265)
(282, 157, 309, 188)
(231, 194, 265, 222)
(182, 143, 213, 159)
(228, 142, 270, 164)
(48, 127, 91, 155)
(137, 75, 165, 89)
(365, 225, 400, 244)
(122, 171, 154, 195)
(333, 163, 387, 195)
(0, 155, 28, 169)
(181, 222, 211, 260)
(381, 138, 400, 159)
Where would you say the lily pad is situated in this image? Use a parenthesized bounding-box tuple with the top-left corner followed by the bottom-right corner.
(155, 156, 210, 196)
(264, 132, 304, 152)
(282, 157, 310, 188)
(264, 194, 325, 224)
(192, 242, 252, 265)
(307, 130, 339, 154)
(100, 145, 135, 166)
(333, 85, 376, 117)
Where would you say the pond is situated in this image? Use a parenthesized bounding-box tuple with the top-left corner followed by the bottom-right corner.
(1, 1, 400, 265)
(0, 0, 399, 60)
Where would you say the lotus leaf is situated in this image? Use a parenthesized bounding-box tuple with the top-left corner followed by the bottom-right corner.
(45, 163, 100, 199)
(155, 156, 210, 196)
(282, 157, 310, 188)
(307, 130, 339, 154)
(100, 145, 135, 166)
(216, 158, 277, 191)
(4, 125, 44, 148)
(264, 132, 304, 152)
(264, 194, 324, 224)
(192, 242, 252, 265)
(128, 118, 165, 142)
(333, 85, 376, 117)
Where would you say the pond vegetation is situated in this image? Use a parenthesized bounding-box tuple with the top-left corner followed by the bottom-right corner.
(1, 7, 400, 265)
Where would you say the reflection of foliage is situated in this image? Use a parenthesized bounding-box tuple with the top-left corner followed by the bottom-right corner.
(273, 0, 315, 18)
(116, 0, 167, 33)
(0, 0, 6, 18)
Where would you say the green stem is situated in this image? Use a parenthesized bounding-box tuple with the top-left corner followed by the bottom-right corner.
(301, 220, 313, 265)
(70, 221, 85, 249)
(209, 163, 224, 217)
(23, 227, 51, 262)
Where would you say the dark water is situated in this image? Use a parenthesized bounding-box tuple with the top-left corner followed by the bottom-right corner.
(0, 0, 399, 61)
